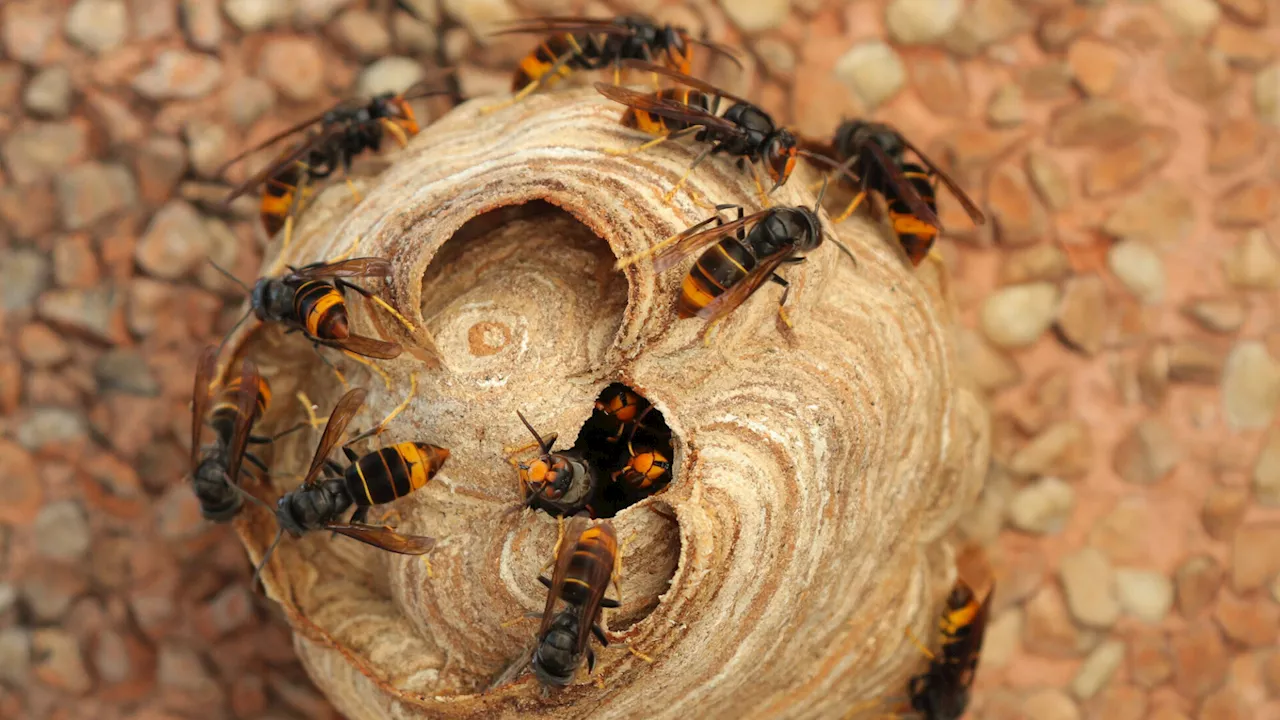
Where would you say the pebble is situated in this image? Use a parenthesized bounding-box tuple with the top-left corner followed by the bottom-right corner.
(909, 53, 967, 117)
(1257, 64, 1280, 126)
(885, 0, 962, 44)
(135, 201, 213, 280)
(1001, 243, 1071, 285)
(1254, 428, 1280, 506)
(987, 85, 1024, 127)
(1159, 0, 1222, 37)
(1055, 275, 1107, 356)
(65, 0, 128, 53)
(987, 165, 1048, 246)
(1265, 652, 1280, 697)
(1171, 620, 1229, 699)
(1, 249, 52, 311)
(1167, 44, 1231, 104)
(1182, 297, 1246, 333)
(1037, 6, 1095, 52)
(1222, 342, 1280, 429)
(0, 440, 42, 526)
(22, 564, 91, 623)
(357, 56, 427, 98)
(84, 91, 145, 148)
(199, 585, 255, 637)
(1167, 341, 1225, 384)
(135, 135, 188, 205)
(1072, 640, 1124, 699)
(1067, 38, 1126, 96)
(1200, 688, 1249, 720)
(183, 120, 228, 178)
(223, 77, 276, 128)
(1212, 22, 1275, 71)
(2, 3, 58, 64)
(1022, 688, 1081, 720)
(834, 41, 905, 110)
(1115, 569, 1174, 622)
(1113, 419, 1181, 485)
(955, 327, 1022, 393)
(180, 0, 222, 51)
(1218, 0, 1267, 24)
(1128, 629, 1173, 688)
(1061, 547, 1121, 628)
(1215, 591, 1280, 647)
(1012, 421, 1092, 478)
(223, 0, 289, 31)
(1008, 476, 1075, 534)
(52, 233, 99, 290)
(32, 630, 93, 695)
(296, 0, 354, 26)
(156, 645, 221, 702)
(1090, 685, 1147, 720)
(258, 36, 325, 102)
(1103, 180, 1194, 250)
(1216, 180, 1279, 227)
(37, 286, 122, 344)
(944, 0, 1031, 58)
(155, 485, 206, 540)
(0, 629, 31, 685)
(1232, 522, 1280, 591)
(19, 324, 70, 368)
(56, 162, 138, 230)
(1085, 129, 1175, 197)
(1, 122, 89, 184)
(132, 50, 223, 100)
(982, 606, 1020, 669)
(1208, 118, 1264, 173)
(33, 500, 92, 561)
(95, 350, 160, 397)
(24, 67, 73, 119)
(1177, 555, 1224, 616)
(1203, 486, 1249, 541)
(332, 10, 391, 60)
(1048, 98, 1145, 149)
(980, 282, 1060, 348)
(1026, 151, 1071, 212)
(721, 0, 788, 32)
(393, 8, 439, 54)
(442, 0, 516, 41)
(18, 407, 88, 450)
(1222, 230, 1280, 292)
(1021, 61, 1075, 101)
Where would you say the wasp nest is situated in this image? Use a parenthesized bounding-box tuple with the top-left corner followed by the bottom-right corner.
(227, 87, 989, 719)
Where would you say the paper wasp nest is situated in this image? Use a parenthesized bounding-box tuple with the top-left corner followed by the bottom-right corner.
(229, 88, 989, 719)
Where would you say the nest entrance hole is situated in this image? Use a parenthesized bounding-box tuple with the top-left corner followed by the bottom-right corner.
(523, 383, 677, 520)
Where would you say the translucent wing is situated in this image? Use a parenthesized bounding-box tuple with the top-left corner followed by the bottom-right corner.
(288, 258, 394, 280)
(539, 515, 590, 636)
(214, 112, 328, 178)
(594, 82, 743, 136)
(224, 358, 261, 488)
(573, 522, 618, 657)
(696, 248, 795, 324)
(861, 138, 941, 231)
(616, 60, 753, 105)
(897, 133, 986, 225)
(220, 124, 344, 206)
(301, 388, 367, 487)
(191, 346, 218, 467)
(325, 523, 436, 553)
(635, 211, 764, 274)
(320, 334, 405, 360)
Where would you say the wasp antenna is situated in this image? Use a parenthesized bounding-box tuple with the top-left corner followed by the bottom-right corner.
(214, 309, 253, 358)
(515, 410, 552, 455)
(225, 474, 274, 512)
(814, 173, 831, 209)
(207, 259, 253, 295)
(253, 527, 285, 591)
(830, 238, 859, 269)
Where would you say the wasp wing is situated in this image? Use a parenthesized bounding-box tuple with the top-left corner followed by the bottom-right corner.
(289, 257, 394, 281)
(615, 60, 752, 105)
(897, 134, 986, 226)
(618, 210, 763, 274)
(214, 111, 328, 179)
(573, 521, 618, 657)
(300, 388, 367, 488)
(224, 358, 261, 488)
(221, 124, 345, 206)
(945, 579, 993, 690)
(325, 522, 436, 553)
(595, 82, 744, 137)
(320, 334, 405, 360)
(696, 247, 795, 325)
(191, 346, 218, 467)
(539, 515, 590, 636)
(859, 138, 942, 232)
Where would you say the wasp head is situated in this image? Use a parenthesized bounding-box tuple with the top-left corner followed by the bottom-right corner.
(763, 131, 800, 192)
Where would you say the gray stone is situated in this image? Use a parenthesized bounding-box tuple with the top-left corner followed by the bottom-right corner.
(1, 122, 88, 184)
(33, 500, 91, 561)
(55, 162, 137, 230)
(24, 66, 73, 118)
(0, 249, 52, 311)
(357, 56, 427, 97)
(95, 349, 160, 396)
(65, 0, 128, 53)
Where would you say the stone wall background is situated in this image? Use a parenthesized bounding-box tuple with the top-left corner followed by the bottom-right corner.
(1, 0, 1278, 718)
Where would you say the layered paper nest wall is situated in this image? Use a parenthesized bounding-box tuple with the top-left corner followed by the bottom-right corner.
(224, 88, 990, 720)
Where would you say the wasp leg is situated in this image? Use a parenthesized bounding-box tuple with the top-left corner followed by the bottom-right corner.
(833, 189, 869, 225)
(603, 124, 702, 158)
(337, 350, 392, 391)
(337, 279, 418, 335)
(350, 506, 370, 525)
(750, 163, 772, 207)
(661, 144, 715, 204)
(380, 117, 410, 148)
(484, 50, 579, 114)
(903, 625, 936, 661)
(345, 372, 418, 448)
(308, 342, 350, 388)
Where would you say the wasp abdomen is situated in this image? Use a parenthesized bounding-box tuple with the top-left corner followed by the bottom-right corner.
(678, 238, 755, 318)
(344, 442, 450, 507)
(294, 280, 349, 340)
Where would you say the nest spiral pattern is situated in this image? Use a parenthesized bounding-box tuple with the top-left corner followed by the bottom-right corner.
(227, 88, 989, 720)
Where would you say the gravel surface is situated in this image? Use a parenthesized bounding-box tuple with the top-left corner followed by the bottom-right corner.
(1, 0, 1279, 718)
